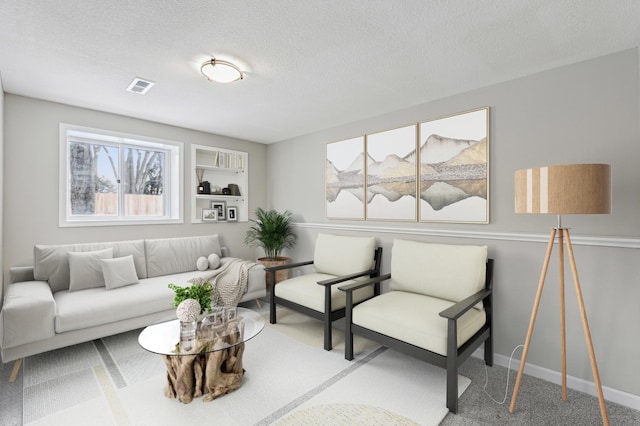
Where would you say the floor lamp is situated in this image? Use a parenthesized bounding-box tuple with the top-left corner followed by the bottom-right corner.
(509, 163, 611, 426)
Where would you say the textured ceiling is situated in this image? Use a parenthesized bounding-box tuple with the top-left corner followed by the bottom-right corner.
(1, 1, 639, 143)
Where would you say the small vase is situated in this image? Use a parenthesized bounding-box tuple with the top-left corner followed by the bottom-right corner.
(179, 320, 197, 351)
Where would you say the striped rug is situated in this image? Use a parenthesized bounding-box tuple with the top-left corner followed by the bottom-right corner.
(22, 310, 469, 425)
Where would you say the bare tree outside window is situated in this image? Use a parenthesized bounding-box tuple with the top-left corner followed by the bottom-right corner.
(62, 124, 182, 226)
(69, 142, 166, 217)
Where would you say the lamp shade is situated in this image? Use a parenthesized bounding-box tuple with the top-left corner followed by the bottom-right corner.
(515, 163, 610, 214)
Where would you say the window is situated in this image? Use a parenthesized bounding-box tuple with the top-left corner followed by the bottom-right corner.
(60, 124, 183, 226)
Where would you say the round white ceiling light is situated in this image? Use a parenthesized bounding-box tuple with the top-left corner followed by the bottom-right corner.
(200, 58, 244, 83)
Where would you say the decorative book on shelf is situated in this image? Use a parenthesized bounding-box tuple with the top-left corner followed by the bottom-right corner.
(210, 151, 244, 170)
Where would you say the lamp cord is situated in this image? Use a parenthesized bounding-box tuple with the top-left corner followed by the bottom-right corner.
(483, 344, 524, 405)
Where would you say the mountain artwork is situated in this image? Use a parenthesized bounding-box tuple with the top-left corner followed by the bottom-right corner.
(326, 107, 489, 223)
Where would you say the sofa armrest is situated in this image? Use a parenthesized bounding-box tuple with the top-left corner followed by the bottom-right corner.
(1, 281, 55, 349)
(10, 266, 35, 284)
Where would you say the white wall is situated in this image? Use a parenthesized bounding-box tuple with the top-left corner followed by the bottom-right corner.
(2, 95, 268, 284)
(266, 48, 640, 401)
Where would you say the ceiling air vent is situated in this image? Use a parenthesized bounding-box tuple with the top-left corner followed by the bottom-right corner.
(126, 77, 155, 95)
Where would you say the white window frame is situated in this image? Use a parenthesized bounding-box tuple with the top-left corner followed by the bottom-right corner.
(59, 123, 183, 227)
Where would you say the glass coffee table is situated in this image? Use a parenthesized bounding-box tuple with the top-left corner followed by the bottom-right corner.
(138, 307, 264, 404)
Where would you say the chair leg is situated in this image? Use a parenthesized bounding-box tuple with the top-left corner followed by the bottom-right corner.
(269, 285, 277, 324)
(345, 292, 354, 361)
(446, 361, 458, 414)
(484, 333, 494, 366)
(345, 326, 354, 361)
(323, 285, 333, 351)
(324, 312, 332, 351)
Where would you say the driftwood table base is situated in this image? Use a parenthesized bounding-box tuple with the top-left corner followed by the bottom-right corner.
(162, 323, 246, 403)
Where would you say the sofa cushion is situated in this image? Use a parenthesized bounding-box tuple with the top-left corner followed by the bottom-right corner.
(389, 239, 487, 304)
(68, 248, 114, 291)
(275, 273, 374, 312)
(53, 270, 213, 333)
(101, 255, 139, 290)
(313, 234, 376, 277)
(352, 291, 486, 356)
(145, 235, 222, 278)
(34, 240, 147, 293)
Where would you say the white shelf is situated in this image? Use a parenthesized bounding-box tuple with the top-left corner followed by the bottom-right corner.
(195, 164, 245, 173)
(191, 144, 248, 223)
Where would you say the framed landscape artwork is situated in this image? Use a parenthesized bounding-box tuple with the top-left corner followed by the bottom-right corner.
(365, 124, 417, 221)
(418, 107, 489, 223)
(202, 208, 218, 222)
(326, 136, 365, 220)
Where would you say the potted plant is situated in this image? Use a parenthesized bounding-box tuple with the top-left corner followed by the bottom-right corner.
(168, 281, 214, 316)
(244, 207, 297, 286)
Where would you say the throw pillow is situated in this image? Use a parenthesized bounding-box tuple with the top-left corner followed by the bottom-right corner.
(101, 255, 139, 290)
(196, 256, 209, 271)
(208, 253, 221, 269)
(68, 248, 114, 292)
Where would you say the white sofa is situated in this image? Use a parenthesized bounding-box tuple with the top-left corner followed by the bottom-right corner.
(0, 234, 266, 363)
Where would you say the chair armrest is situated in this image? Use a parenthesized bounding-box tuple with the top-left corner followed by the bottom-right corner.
(317, 269, 380, 287)
(439, 288, 491, 320)
(339, 273, 391, 292)
(263, 260, 314, 272)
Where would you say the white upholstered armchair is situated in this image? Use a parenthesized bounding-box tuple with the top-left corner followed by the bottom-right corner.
(267, 233, 383, 351)
(340, 239, 494, 413)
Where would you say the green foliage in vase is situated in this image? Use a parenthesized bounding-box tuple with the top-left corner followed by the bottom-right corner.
(244, 207, 297, 260)
(168, 282, 213, 314)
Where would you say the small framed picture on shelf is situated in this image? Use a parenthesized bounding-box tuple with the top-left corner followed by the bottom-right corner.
(202, 208, 218, 222)
(211, 201, 227, 221)
(227, 206, 238, 222)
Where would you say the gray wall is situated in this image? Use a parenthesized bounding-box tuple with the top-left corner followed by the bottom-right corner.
(267, 48, 640, 400)
(2, 95, 268, 287)
(0, 76, 4, 300)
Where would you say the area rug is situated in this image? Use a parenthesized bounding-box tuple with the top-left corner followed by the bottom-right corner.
(264, 306, 379, 354)
(22, 315, 470, 425)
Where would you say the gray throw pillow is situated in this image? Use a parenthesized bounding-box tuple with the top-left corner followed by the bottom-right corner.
(68, 248, 114, 292)
(101, 255, 139, 290)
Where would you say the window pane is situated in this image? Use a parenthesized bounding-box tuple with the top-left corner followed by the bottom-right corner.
(123, 147, 165, 217)
(61, 123, 182, 226)
(69, 142, 119, 216)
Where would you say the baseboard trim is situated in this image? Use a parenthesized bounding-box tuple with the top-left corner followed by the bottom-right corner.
(472, 349, 640, 411)
(293, 222, 640, 249)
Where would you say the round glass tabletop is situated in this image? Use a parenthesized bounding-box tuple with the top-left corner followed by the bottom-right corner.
(138, 307, 265, 356)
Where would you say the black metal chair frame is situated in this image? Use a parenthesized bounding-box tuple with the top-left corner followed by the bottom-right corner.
(266, 247, 383, 351)
(340, 259, 494, 414)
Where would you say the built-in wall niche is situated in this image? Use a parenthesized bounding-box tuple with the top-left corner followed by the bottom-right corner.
(191, 144, 248, 223)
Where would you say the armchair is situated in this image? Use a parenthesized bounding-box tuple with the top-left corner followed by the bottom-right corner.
(340, 239, 494, 413)
(267, 233, 382, 351)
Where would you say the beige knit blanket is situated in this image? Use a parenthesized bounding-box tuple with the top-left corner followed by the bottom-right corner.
(188, 257, 259, 307)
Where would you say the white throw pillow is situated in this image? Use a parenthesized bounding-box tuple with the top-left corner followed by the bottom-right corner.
(196, 256, 209, 271)
(101, 255, 139, 290)
(208, 253, 221, 269)
(68, 248, 114, 292)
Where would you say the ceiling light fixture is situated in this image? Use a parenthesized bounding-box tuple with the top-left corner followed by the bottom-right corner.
(200, 58, 244, 83)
